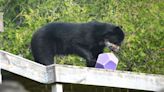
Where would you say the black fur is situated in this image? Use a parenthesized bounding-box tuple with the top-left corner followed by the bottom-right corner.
(31, 22, 124, 67)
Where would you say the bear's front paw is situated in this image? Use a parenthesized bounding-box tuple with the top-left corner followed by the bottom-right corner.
(86, 59, 96, 67)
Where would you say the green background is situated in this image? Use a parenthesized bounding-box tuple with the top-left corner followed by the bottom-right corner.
(0, 0, 163, 74)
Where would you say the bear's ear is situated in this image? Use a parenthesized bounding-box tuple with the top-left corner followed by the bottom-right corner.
(102, 26, 124, 37)
(113, 26, 125, 41)
(113, 26, 124, 36)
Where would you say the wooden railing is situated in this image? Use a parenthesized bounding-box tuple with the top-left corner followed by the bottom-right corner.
(0, 50, 164, 92)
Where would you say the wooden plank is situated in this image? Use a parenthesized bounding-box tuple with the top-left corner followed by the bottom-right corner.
(0, 50, 52, 83)
(51, 84, 63, 92)
(0, 12, 4, 32)
(48, 64, 164, 91)
(0, 50, 164, 91)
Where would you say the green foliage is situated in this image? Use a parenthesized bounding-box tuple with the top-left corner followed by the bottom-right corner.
(0, 0, 163, 74)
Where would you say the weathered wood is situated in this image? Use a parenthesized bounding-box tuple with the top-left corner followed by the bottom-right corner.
(0, 12, 4, 32)
(51, 84, 63, 92)
(50, 64, 164, 91)
(0, 50, 164, 91)
(0, 50, 53, 83)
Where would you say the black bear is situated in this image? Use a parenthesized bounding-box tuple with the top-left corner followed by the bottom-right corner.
(31, 22, 124, 67)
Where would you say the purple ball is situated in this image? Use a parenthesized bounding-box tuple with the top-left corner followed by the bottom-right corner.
(95, 53, 119, 70)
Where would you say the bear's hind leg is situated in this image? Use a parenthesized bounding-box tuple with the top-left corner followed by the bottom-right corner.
(31, 44, 55, 65)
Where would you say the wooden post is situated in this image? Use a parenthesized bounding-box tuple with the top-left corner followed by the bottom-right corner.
(0, 69, 2, 84)
(0, 12, 4, 32)
(0, 12, 3, 83)
(51, 84, 63, 92)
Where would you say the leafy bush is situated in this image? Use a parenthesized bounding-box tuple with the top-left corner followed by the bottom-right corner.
(0, 0, 163, 74)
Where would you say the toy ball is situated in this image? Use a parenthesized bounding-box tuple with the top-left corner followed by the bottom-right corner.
(95, 53, 119, 70)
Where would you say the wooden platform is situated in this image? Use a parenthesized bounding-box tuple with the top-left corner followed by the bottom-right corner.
(0, 50, 164, 92)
